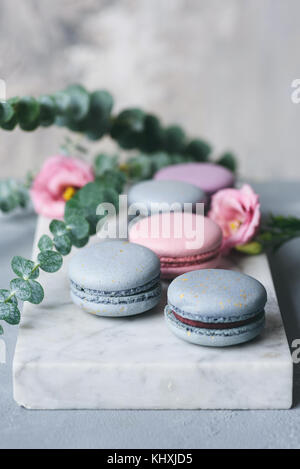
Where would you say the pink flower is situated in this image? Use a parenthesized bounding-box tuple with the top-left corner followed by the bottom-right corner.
(31, 155, 94, 219)
(208, 184, 261, 254)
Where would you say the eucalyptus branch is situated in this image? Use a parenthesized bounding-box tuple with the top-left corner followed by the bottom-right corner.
(0, 84, 237, 170)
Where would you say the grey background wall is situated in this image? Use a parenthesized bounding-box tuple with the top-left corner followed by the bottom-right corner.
(0, 0, 299, 180)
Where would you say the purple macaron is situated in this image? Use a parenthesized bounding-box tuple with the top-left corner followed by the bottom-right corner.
(154, 162, 235, 196)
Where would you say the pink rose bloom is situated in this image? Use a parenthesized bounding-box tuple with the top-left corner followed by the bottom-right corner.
(208, 184, 261, 254)
(31, 155, 94, 219)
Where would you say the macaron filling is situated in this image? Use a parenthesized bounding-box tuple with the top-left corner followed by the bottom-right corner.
(70, 276, 161, 305)
(171, 309, 265, 330)
(160, 246, 220, 268)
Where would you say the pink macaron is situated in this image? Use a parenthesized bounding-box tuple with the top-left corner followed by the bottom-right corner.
(129, 212, 223, 279)
(154, 162, 234, 195)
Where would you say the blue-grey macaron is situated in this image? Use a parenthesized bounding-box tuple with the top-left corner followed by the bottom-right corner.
(165, 269, 267, 347)
(69, 240, 161, 317)
(128, 179, 206, 214)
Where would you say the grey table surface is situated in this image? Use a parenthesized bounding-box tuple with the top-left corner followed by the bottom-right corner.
(1, 181, 300, 449)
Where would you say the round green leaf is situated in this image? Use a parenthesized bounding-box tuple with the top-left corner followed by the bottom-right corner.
(38, 250, 63, 273)
(53, 234, 72, 256)
(151, 152, 172, 172)
(164, 125, 186, 153)
(53, 91, 72, 115)
(0, 101, 14, 125)
(65, 84, 90, 121)
(11, 256, 39, 280)
(0, 325, 3, 335)
(38, 95, 57, 127)
(217, 152, 237, 172)
(38, 234, 53, 252)
(127, 154, 153, 180)
(16, 96, 40, 126)
(93, 153, 118, 177)
(110, 108, 145, 149)
(65, 214, 90, 240)
(95, 170, 126, 193)
(69, 235, 89, 248)
(0, 289, 17, 305)
(139, 114, 164, 153)
(10, 278, 32, 301)
(28, 280, 44, 305)
(0, 302, 20, 325)
(1, 113, 17, 130)
(84, 90, 114, 140)
(64, 182, 119, 235)
(49, 219, 68, 237)
(185, 139, 211, 162)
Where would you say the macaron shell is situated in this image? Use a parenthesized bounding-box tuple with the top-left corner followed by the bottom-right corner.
(69, 240, 160, 292)
(165, 305, 265, 347)
(155, 162, 234, 195)
(129, 212, 222, 258)
(128, 179, 205, 211)
(168, 269, 267, 322)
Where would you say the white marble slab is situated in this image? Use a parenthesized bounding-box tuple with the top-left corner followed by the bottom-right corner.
(0, 339, 5, 364)
(13, 216, 293, 409)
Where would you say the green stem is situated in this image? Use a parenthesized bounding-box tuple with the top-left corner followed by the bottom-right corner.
(4, 291, 16, 303)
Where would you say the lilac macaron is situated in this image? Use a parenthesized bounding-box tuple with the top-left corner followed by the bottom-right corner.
(154, 162, 235, 196)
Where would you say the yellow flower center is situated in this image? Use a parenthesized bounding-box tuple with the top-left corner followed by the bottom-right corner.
(229, 220, 242, 233)
(62, 186, 76, 201)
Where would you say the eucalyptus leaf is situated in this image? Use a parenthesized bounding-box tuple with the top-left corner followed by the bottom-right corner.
(95, 169, 126, 193)
(49, 219, 68, 237)
(139, 114, 164, 153)
(0, 302, 20, 325)
(52, 91, 72, 115)
(127, 154, 153, 180)
(53, 234, 72, 256)
(69, 235, 89, 248)
(93, 153, 118, 177)
(1, 113, 17, 130)
(0, 101, 14, 125)
(38, 95, 57, 127)
(65, 214, 90, 240)
(16, 96, 40, 126)
(0, 325, 3, 335)
(38, 250, 63, 273)
(10, 278, 32, 301)
(0, 289, 17, 304)
(28, 280, 44, 305)
(185, 139, 211, 162)
(84, 90, 114, 140)
(217, 152, 237, 172)
(38, 234, 53, 252)
(164, 125, 186, 153)
(11, 256, 39, 280)
(110, 108, 145, 149)
(64, 182, 119, 235)
(151, 152, 172, 172)
(64, 84, 90, 121)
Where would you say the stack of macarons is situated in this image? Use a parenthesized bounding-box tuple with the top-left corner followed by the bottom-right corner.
(68, 160, 268, 348)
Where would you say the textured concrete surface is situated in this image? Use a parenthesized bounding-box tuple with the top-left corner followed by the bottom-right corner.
(1, 0, 300, 181)
(1, 182, 300, 448)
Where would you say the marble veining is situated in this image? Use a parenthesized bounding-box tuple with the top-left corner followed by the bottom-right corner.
(13, 216, 293, 409)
